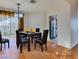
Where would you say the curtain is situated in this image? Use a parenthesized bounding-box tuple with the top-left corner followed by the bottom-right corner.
(0, 10, 14, 17)
(0, 10, 18, 36)
(0, 10, 24, 36)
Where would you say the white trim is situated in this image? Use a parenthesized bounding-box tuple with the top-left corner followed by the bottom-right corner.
(71, 41, 78, 49)
(57, 43, 71, 49)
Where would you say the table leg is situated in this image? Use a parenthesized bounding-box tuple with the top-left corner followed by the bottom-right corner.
(28, 35, 30, 51)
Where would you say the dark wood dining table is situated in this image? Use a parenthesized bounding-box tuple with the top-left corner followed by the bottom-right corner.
(20, 31, 41, 52)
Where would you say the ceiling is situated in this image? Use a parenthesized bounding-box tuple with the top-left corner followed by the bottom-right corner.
(0, 0, 65, 13)
(0, 0, 77, 13)
(66, 0, 78, 4)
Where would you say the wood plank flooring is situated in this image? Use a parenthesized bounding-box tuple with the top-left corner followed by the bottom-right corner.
(0, 36, 77, 59)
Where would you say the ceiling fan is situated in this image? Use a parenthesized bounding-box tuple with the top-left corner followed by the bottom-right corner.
(30, 0, 37, 4)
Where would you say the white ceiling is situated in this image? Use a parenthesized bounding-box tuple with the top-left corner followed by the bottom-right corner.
(0, 0, 77, 13)
(0, 0, 65, 13)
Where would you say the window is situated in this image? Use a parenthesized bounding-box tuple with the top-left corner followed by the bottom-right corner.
(0, 12, 23, 36)
(49, 16, 57, 39)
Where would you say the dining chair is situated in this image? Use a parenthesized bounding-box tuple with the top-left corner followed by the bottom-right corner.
(34, 30, 48, 52)
(18, 28, 23, 31)
(0, 31, 10, 50)
(31, 28, 40, 43)
(16, 30, 20, 49)
(16, 30, 29, 53)
(36, 28, 40, 32)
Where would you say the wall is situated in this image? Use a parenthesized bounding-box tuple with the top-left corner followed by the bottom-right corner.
(47, 0, 78, 49)
(24, 12, 47, 32)
(47, 1, 71, 48)
(69, 0, 78, 48)
(71, 16, 78, 48)
(66, 0, 78, 48)
(24, 13, 30, 31)
(66, 0, 78, 17)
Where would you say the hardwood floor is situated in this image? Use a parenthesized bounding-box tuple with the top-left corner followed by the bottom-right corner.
(0, 37, 77, 59)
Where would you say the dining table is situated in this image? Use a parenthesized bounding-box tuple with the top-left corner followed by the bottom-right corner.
(20, 31, 42, 52)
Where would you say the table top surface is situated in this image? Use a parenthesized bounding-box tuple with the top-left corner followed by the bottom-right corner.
(20, 31, 41, 35)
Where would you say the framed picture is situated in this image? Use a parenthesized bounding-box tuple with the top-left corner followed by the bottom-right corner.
(49, 16, 57, 39)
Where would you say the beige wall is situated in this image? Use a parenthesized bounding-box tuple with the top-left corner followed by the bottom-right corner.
(24, 13, 30, 31)
(71, 16, 78, 48)
(66, 0, 78, 17)
(67, 0, 78, 48)
(24, 12, 47, 32)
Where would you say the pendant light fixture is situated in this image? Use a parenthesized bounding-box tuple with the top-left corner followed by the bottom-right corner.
(30, 0, 37, 4)
(17, 3, 20, 20)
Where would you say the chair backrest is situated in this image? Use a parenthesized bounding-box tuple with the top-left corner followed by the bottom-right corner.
(0, 31, 2, 41)
(18, 28, 23, 31)
(16, 30, 27, 44)
(16, 30, 19, 38)
(36, 28, 40, 32)
(42, 30, 48, 44)
(16, 30, 21, 43)
(33, 32, 41, 39)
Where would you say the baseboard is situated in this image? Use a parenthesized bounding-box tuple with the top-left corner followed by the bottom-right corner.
(47, 39, 78, 49)
(57, 43, 71, 49)
(71, 41, 78, 49)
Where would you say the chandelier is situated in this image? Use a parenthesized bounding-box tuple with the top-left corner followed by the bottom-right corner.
(30, 0, 37, 4)
(17, 3, 20, 20)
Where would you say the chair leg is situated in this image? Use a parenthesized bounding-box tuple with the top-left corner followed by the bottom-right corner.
(45, 44, 47, 50)
(17, 43, 19, 49)
(8, 41, 10, 48)
(34, 42, 36, 49)
(4, 43, 5, 47)
(20, 44, 22, 53)
(41, 45, 43, 52)
(1, 43, 2, 50)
